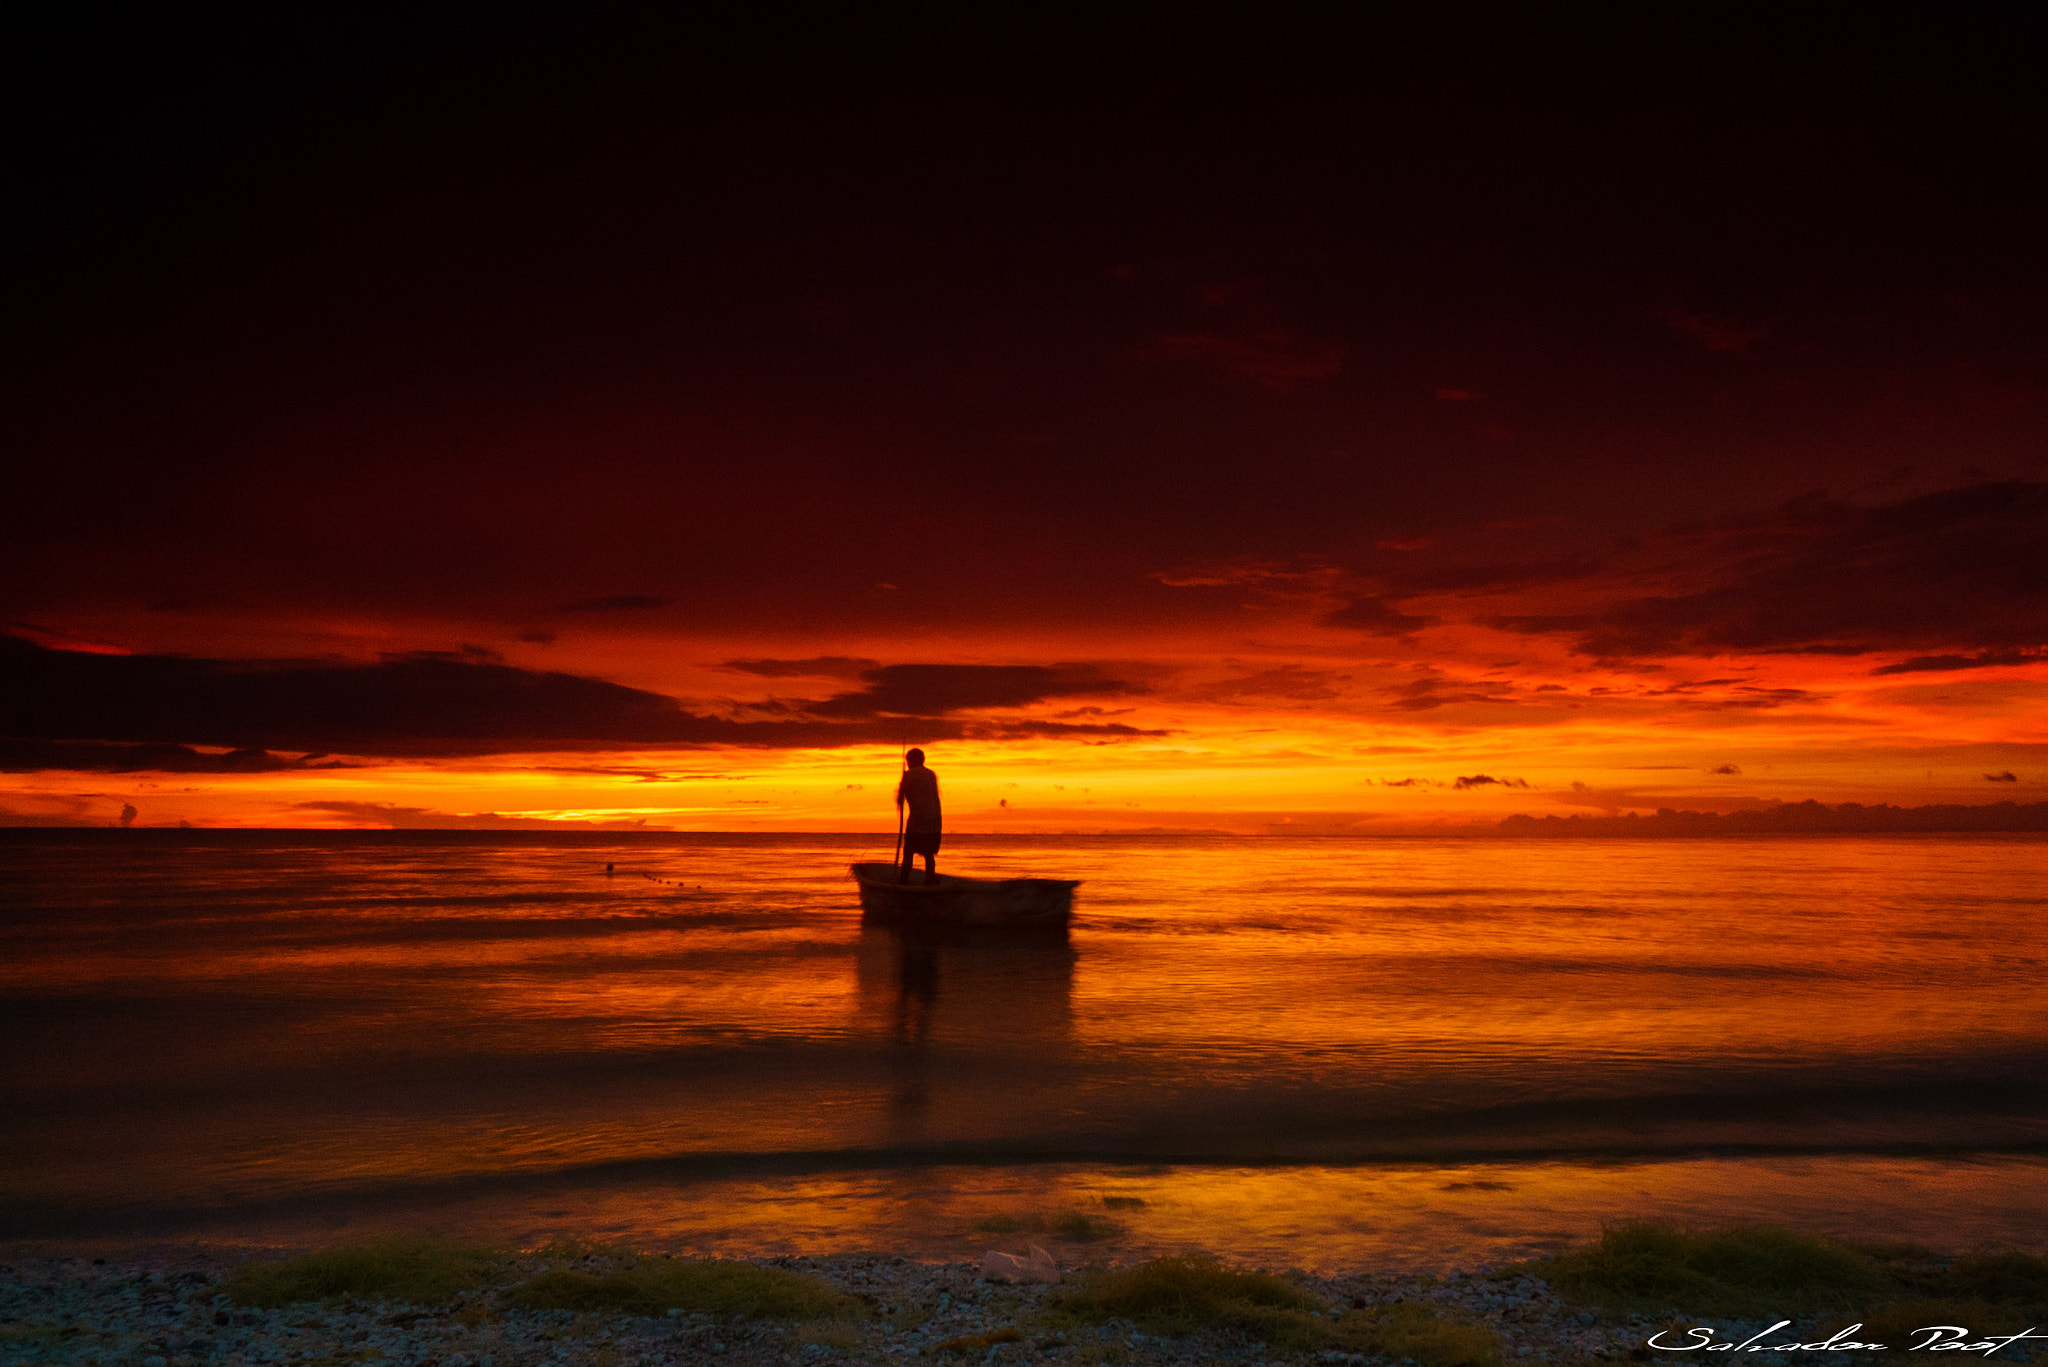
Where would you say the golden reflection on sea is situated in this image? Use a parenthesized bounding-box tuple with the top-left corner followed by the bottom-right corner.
(3, 832, 2045, 1259)
(44, 1157, 2045, 1274)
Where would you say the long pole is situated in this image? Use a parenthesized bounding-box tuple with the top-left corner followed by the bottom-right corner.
(892, 741, 906, 868)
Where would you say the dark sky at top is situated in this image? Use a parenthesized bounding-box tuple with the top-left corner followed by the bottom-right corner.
(7, 7, 2045, 640)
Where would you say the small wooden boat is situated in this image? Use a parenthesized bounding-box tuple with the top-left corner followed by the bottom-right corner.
(849, 861, 1079, 930)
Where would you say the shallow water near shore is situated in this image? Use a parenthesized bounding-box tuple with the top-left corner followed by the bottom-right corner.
(4, 830, 2045, 1265)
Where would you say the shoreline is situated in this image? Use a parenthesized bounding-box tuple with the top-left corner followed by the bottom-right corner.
(9, 824, 2048, 840)
(0, 1244, 1666, 1367)
(4, 1233, 2044, 1367)
(12, 1150, 2048, 1279)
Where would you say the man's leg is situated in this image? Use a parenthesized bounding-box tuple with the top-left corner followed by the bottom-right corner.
(921, 852, 936, 878)
(899, 846, 914, 883)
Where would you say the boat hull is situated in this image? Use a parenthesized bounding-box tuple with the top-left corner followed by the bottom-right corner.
(849, 861, 1078, 931)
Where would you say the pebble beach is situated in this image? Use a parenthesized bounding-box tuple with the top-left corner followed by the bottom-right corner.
(0, 1246, 1649, 1367)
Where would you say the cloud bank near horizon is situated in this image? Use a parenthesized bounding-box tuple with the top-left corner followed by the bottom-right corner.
(0, 635, 1159, 765)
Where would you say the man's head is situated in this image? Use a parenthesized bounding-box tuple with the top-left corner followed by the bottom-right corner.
(905, 748, 926, 767)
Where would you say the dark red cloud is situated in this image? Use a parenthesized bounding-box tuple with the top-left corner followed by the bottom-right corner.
(1123, 269, 1345, 390)
(1191, 667, 1350, 704)
(1660, 308, 1773, 353)
(1870, 650, 2048, 676)
(3, 11, 2044, 648)
(805, 664, 1142, 719)
(0, 636, 1158, 762)
(1147, 329, 1345, 391)
(1373, 553, 1612, 596)
(1453, 774, 1530, 790)
(1, 634, 728, 756)
(721, 658, 882, 679)
(0, 740, 350, 774)
(1382, 678, 1517, 712)
(1487, 482, 2048, 660)
(1324, 596, 1436, 635)
(553, 595, 675, 613)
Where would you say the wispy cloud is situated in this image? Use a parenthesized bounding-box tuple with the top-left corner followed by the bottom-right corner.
(1660, 307, 1772, 353)
(1453, 774, 1530, 790)
(1122, 267, 1344, 391)
(554, 595, 674, 613)
(1148, 329, 1345, 390)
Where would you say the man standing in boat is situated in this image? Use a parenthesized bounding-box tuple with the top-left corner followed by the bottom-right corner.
(896, 748, 941, 883)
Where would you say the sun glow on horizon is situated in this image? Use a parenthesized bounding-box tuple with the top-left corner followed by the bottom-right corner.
(8, 628, 2043, 831)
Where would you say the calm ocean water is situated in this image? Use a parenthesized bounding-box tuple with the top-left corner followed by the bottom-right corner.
(3, 830, 2044, 1268)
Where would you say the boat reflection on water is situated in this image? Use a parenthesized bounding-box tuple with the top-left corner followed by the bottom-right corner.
(854, 919, 1076, 1142)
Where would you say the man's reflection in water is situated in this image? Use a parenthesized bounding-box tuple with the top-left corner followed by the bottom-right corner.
(891, 936, 940, 1109)
(854, 922, 1076, 1142)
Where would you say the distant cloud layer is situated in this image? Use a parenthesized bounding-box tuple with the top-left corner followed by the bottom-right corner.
(0, 635, 1158, 766)
(1478, 482, 2048, 660)
(0, 739, 349, 773)
(1144, 482, 2048, 672)
(294, 802, 655, 829)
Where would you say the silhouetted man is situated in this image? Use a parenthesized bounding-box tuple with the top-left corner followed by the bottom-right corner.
(897, 748, 941, 883)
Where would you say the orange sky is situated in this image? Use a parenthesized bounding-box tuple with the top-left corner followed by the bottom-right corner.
(5, 13, 2045, 830)
(8, 574, 2042, 831)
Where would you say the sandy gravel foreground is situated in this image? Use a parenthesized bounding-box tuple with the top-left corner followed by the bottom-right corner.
(0, 1246, 1670, 1367)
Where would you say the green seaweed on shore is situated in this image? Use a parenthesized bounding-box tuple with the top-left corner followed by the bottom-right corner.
(528, 1235, 640, 1263)
(1819, 1248, 2048, 1360)
(222, 1236, 512, 1308)
(1050, 1254, 1320, 1338)
(1050, 1256, 1498, 1365)
(1339, 1302, 1502, 1367)
(503, 1257, 863, 1320)
(1521, 1222, 2048, 1323)
(1923, 1251, 2048, 1307)
(1056, 1213, 1122, 1242)
(1514, 1222, 1884, 1316)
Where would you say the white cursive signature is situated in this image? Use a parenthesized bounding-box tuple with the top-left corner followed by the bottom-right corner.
(1645, 1322, 2048, 1355)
